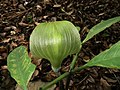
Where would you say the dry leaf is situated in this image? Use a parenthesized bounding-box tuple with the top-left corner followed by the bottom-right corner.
(16, 80, 56, 90)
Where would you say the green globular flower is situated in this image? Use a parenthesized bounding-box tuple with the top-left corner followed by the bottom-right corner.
(30, 21, 81, 72)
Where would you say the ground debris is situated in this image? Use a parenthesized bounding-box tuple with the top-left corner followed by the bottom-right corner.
(0, 0, 120, 90)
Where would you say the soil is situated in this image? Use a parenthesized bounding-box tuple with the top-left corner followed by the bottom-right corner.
(0, 0, 120, 90)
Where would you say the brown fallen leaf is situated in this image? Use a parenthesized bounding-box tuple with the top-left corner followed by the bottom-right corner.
(53, 4, 61, 8)
(100, 78, 111, 90)
(16, 80, 56, 90)
(2, 38, 10, 43)
(0, 46, 7, 52)
(103, 76, 117, 83)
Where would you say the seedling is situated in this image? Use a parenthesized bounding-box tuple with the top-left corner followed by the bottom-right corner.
(7, 16, 120, 90)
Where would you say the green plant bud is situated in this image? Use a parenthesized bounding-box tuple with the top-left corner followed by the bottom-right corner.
(30, 21, 81, 72)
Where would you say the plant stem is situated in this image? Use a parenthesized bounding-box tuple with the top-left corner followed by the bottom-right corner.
(66, 46, 82, 90)
(65, 53, 79, 89)
(40, 65, 88, 90)
(40, 72, 69, 90)
(59, 78, 65, 90)
(65, 72, 71, 90)
(23, 86, 28, 90)
(70, 45, 82, 71)
(70, 53, 79, 70)
(56, 71, 65, 90)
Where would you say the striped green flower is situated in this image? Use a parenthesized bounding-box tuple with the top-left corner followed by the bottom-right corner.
(30, 21, 81, 72)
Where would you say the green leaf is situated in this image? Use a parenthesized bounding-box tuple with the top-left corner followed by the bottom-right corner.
(82, 16, 120, 43)
(85, 41, 120, 69)
(7, 46, 36, 90)
(30, 21, 81, 72)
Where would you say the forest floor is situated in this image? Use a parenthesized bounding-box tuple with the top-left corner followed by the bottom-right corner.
(0, 0, 120, 90)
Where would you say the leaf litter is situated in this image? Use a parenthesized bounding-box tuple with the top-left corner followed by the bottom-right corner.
(0, 0, 120, 90)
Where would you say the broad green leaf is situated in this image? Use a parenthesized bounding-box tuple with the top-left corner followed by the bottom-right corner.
(82, 16, 120, 43)
(84, 41, 120, 69)
(7, 46, 36, 90)
(30, 21, 81, 72)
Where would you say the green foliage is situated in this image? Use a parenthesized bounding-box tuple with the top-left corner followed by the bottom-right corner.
(7, 16, 120, 90)
(82, 16, 120, 43)
(40, 16, 120, 89)
(7, 46, 36, 90)
(84, 41, 120, 68)
(30, 21, 81, 72)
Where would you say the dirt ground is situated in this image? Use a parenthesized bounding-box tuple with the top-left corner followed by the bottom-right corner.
(0, 0, 120, 90)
